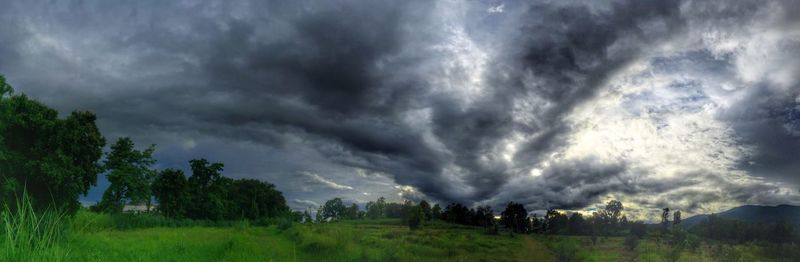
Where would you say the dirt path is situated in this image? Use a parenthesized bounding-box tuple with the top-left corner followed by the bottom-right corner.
(516, 236, 556, 261)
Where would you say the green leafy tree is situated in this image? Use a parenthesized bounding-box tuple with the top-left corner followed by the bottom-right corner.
(152, 169, 188, 218)
(0, 76, 105, 213)
(97, 137, 156, 213)
(365, 196, 386, 219)
(226, 178, 288, 220)
(319, 197, 347, 220)
(186, 159, 227, 220)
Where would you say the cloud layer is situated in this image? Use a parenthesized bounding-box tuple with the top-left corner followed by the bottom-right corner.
(1, 0, 799, 218)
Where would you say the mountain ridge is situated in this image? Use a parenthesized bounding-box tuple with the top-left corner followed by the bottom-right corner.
(682, 204, 800, 226)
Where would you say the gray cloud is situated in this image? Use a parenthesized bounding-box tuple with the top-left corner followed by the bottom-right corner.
(0, 0, 798, 217)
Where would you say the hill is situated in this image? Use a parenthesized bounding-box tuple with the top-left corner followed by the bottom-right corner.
(683, 204, 800, 226)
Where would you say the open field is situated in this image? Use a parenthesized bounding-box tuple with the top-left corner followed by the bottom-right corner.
(8, 211, 556, 261)
(4, 206, 799, 261)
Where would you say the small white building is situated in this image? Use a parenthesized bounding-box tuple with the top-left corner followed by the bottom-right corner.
(122, 204, 156, 214)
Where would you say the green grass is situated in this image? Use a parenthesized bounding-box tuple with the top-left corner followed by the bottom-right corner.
(3, 208, 796, 261)
(1, 194, 70, 261)
(63, 218, 554, 261)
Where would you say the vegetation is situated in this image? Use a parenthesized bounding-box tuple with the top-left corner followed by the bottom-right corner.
(0, 75, 105, 213)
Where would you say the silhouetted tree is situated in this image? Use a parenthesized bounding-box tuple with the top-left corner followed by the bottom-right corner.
(152, 169, 188, 218)
(443, 203, 470, 225)
(544, 209, 568, 234)
(567, 212, 586, 235)
(661, 208, 670, 233)
(673, 210, 681, 226)
(419, 200, 432, 220)
(501, 202, 528, 233)
(475, 205, 495, 227)
(432, 204, 442, 220)
(226, 178, 288, 220)
(186, 159, 227, 220)
(407, 205, 423, 230)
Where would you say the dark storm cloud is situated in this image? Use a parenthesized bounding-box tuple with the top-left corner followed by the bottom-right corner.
(1, 0, 799, 215)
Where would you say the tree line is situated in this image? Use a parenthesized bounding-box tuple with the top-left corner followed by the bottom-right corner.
(92, 138, 290, 221)
(0, 75, 289, 220)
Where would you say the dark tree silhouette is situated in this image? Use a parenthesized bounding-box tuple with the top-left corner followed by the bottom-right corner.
(152, 169, 188, 218)
(501, 202, 528, 233)
(186, 159, 227, 220)
(431, 204, 442, 220)
(226, 178, 288, 220)
(419, 200, 432, 220)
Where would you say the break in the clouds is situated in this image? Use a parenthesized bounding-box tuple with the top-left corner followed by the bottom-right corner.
(1, 0, 799, 219)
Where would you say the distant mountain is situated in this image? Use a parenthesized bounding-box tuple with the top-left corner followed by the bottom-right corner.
(682, 204, 800, 227)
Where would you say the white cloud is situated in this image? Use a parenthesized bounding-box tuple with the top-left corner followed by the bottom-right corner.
(301, 171, 354, 191)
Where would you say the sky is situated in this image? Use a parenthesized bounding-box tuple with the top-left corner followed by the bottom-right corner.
(1, 0, 799, 220)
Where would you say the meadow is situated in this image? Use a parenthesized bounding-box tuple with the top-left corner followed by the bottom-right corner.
(1, 197, 796, 261)
(3, 202, 556, 262)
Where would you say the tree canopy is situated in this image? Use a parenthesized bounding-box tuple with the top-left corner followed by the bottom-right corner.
(0, 75, 105, 213)
(97, 137, 156, 213)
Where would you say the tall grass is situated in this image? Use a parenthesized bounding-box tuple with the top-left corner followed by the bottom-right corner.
(1, 193, 68, 261)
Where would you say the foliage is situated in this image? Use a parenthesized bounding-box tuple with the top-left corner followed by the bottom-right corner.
(185, 159, 228, 220)
(97, 137, 156, 213)
(318, 198, 346, 221)
(418, 200, 432, 221)
(501, 202, 528, 233)
(365, 196, 386, 219)
(690, 214, 798, 244)
(431, 203, 442, 220)
(152, 169, 189, 218)
(0, 76, 105, 213)
(226, 179, 289, 220)
(407, 205, 422, 230)
(543, 209, 568, 234)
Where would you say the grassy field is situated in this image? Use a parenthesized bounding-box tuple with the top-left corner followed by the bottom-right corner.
(540, 235, 796, 262)
(3, 207, 796, 261)
(7, 210, 555, 261)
